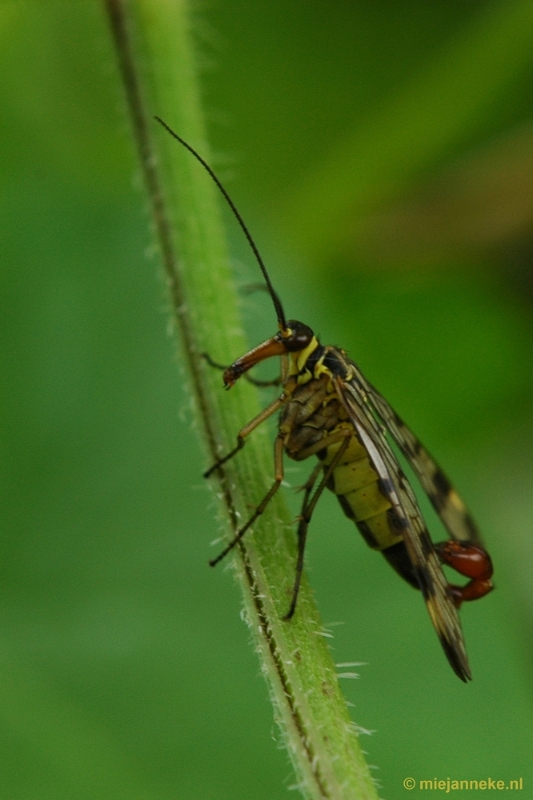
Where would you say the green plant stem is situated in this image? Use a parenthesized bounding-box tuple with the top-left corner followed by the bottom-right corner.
(104, 2, 379, 798)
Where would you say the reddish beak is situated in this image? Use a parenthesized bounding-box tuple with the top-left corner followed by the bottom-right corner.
(223, 336, 287, 387)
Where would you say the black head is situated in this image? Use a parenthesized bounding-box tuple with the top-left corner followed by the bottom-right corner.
(277, 320, 315, 352)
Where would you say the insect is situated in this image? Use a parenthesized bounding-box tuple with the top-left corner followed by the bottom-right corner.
(155, 117, 494, 681)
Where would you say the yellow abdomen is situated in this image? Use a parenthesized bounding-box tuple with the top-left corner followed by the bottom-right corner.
(321, 429, 404, 551)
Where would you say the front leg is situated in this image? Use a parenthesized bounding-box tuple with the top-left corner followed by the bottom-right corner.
(204, 395, 286, 477)
(209, 435, 286, 567)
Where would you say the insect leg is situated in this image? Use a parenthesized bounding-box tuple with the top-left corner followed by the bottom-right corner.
(244, 376, 282, 388)
(209, 434, 285, 566)
(204, 396, 285, 478)
(296, 462, 323, 508)
(202, 352, 227, 371)
(284, 432, 351, 620)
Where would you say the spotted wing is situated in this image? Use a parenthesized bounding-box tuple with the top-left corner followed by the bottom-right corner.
(349, 368, 482, 545)
(334, 374, 471, 682)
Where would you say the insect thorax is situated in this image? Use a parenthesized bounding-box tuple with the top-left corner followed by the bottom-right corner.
(281, 374, 348, 459)
(281, 349, 406, 557)
(282, 343, 356, 460)
(287, 340, 354, 384)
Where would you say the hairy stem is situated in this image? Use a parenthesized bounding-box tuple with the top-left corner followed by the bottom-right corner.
(104, 1, 379, 797)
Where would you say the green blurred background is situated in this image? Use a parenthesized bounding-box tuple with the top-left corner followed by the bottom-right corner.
(2, 1, 533, 798)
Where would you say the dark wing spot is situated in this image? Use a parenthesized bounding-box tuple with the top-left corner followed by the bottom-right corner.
(392, 410, 404, 428)
(378, 477, 395, 497)
(433, 469, 452, 497)
(414, 564, 435, 599)
(419, 530, 435, 559)
(388, 508, 409, 532)
(382, 541, 419, 588)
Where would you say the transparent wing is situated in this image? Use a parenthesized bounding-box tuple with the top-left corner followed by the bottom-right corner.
(334, 374, 471, 682)
(350, 367, 482, 545)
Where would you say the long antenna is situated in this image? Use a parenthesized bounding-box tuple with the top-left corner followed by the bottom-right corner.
(154, 116, 287, 331)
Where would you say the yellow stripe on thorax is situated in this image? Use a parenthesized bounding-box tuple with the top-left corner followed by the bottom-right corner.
(288, 336, 320, 382)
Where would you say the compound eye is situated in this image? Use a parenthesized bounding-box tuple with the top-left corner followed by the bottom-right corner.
(283, 320, 314, 352)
